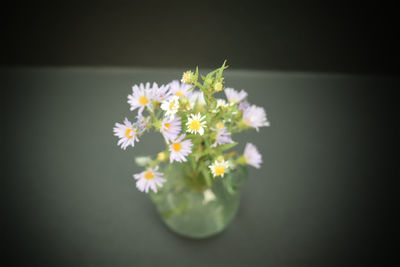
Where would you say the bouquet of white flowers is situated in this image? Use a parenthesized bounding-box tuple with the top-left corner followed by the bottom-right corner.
(113, 62, 270, 195)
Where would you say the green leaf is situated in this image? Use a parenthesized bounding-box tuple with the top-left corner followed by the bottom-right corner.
(188, 84, 196, 91)
(218, 142, 238, 152)
(215, 60, 228, 81)
(206, 68, 219, 78)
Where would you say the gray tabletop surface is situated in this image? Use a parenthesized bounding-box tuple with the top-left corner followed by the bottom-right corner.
(1, 67, 397, 266)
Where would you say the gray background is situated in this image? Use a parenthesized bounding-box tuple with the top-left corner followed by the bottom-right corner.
(1, 67, 397, 266)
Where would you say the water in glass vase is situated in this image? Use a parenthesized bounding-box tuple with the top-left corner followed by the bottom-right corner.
(150, 162, 248, 238)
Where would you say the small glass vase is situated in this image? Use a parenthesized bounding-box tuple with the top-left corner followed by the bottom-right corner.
(150, 162, 248, 238)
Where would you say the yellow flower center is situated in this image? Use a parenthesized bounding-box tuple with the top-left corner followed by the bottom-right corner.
(216, 122, 224, 130)
(144, 171, 154, 180)
(215, 165, 226, 176)
(172, 143, 182, 152)
(164, 123, 170, 131)
(139, 96, 148, 105)
(169, 101, 176, 110)
(125, 128, 133, 138)
(189, 120, 201, 131)
(176, 91, 184, 97)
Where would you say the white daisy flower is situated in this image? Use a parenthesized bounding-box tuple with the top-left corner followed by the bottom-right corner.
(185, 100, 194, 111)
(160, 116, 181, 143)
(188, 90, 206, 106)
(217, 99, 228, 108)
(216, 99, 233, 109)
(161, 95, 180, 119)
(127, 82, 154, 115)
(183, 92, 197, 111)
(152, 83, 172, 103)
(211, 127, 234, 147)
(133, 166, 166, 193)
(113, 118, 139, 150)
(169, 134, 193, 163)
(209, 159, 230, 178)
(224, 88, 248, 103)
(243, 105, 270, 131)
(186, 113, 207, 135)
(243, 143, 262, 169)
(169, 80, 192, 98)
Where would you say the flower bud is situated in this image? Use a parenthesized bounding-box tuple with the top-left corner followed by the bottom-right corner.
(135, 156, 152, 166)
(181, 71, 195, 84)
(216, 155, 225, 162)
(216, 122, 225, 130)
(214, 81, 223, 92)
(157, 152, 167, 162)
(204, 77, 214, 86)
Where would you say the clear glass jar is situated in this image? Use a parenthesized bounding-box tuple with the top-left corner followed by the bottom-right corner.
(150, 162, 248, 238)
